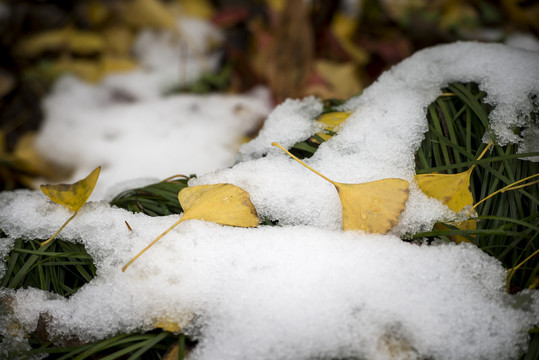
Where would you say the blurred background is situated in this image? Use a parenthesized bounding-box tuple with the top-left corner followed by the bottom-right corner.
(1, 0, 538, 192)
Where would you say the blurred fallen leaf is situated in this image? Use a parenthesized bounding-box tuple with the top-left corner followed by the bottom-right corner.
(102, 26, 134, 56)
(331, 12, 369, 64)
(40, 166, 101, 246)
(502, 0, 539, 32)
(100, 56, 138, 74)
(0, 69, 15, 98)
(12, 132, 57, 180)
(86, 0, 110, 27)
(273, 142, 409, 234)
(439, 1, 478, 31)
(306, 60, 364, 99)
(177, 0, 215, 19)
(122, 183, 259, 271)
(121, 0, 176, 29)
(17, 28, 105, 57)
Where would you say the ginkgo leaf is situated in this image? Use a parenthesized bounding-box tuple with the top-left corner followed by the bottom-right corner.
(415, 142, 492, 242)
(315, 111, 350, 141)
(415, 143, 492, 213)
(122, 183, 259, 271)
(153, 312, 193, 333)
(272, 143, 409, 234)
(40, 166, 101, 246)
(41, 167, 101, 212)
(337, 179, 410, 234)
(415, 167, 473, 213)
(179, 184, 259, 226)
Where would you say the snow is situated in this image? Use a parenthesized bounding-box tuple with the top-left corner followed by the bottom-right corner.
(32, 17, 272, 200)
(36, 78, 271, 200)
(1, 41, 539, 360)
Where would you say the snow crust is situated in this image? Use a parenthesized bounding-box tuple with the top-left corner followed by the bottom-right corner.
(1, 42, 539, 359)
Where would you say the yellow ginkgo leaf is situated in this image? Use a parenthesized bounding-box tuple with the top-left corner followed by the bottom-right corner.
(337, 179, 410, 234)
(415, 142, 492, 242)
(415, 167, 474, 213)
(315, 111, 350, 141)
(122, 183, 259, 271)
(272, 143, 409, 234)
(40, 166, 101, 246)
(415, 143, 492, 213)
(179, 184, 259, 226)
(153, 312, 192, 333)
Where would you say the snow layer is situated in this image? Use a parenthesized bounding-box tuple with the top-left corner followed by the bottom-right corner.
(33, 17, 272, 200)
(1, 42, 539, 359)
(36, 78, 271, 200)
(0, 191, 537, 360)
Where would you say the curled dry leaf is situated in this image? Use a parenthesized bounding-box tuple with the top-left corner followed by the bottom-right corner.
(40, 166, 101, 246)
(272, 143, 409, 234)
(122, 183, 259, 271)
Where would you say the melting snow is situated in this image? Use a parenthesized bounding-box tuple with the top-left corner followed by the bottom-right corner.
(1, 42, 538, 360)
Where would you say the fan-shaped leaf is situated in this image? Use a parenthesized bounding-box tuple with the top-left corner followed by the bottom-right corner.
(40, 166, 101, 246)
(122, 183, 258, 271)
(272, 143, 409, 234)
(41, 167, 101, 212)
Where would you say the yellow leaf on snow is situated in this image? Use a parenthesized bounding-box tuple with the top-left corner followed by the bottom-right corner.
(179, 184, 259, 227)
(40, 166, 101, 246)
(272, 143, 409, 234)
(41, 166, 101, 212)
(337, 179, 410, 234)
(122, 183, 259, 271)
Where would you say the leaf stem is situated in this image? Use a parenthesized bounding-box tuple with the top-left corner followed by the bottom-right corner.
(40, 211, 79, 247)
(122, 217, 185, 272)
(272, 142, 337, 186)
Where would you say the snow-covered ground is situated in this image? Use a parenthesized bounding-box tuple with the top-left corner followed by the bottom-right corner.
(1, 39, 538, 360)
